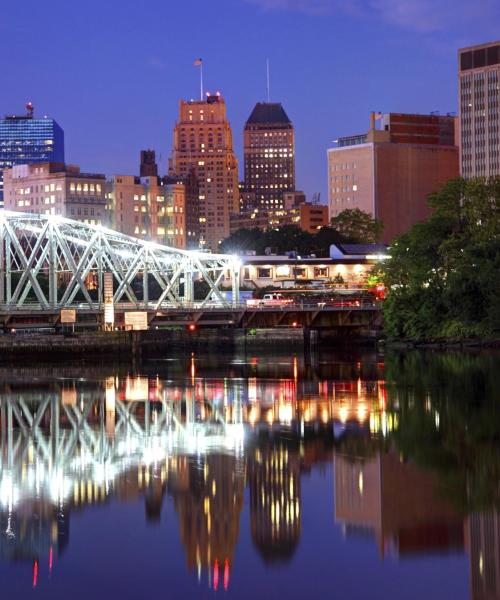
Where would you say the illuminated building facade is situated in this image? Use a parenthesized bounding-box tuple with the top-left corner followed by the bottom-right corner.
(3, 162, 108, 226)
(238, 252, 383, 289)
(229, 201, 328, 234)
(459, 40, 500, 178)
(107, 174, 187, 247)
(163, 170, 200, 249)
(169, 94, 239, 250)
(0, 104, 64, 204)
(243, 102, 296, 210)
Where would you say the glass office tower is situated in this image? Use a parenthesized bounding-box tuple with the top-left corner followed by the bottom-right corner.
(0, 104, 65, 204)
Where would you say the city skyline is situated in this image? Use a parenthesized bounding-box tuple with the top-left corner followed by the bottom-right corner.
(1, 0, 498, 203)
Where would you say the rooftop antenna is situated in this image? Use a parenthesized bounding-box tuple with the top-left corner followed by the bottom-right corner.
(266, 59, 270, 103)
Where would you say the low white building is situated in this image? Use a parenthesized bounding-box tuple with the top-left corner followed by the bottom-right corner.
(237, 244, 389, 289)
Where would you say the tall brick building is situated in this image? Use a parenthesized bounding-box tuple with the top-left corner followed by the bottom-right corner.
(168, 94, 239, 250)
(327, 112, 460, 243)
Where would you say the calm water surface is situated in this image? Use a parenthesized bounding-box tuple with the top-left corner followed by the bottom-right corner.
(0, 347, 498, 599)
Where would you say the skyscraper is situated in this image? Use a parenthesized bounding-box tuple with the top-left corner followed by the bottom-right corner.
(458, 40, 500, 178)
(169, 94, 239, 250)
(0, 103, 64, 204)
(243, 102, 295, 210)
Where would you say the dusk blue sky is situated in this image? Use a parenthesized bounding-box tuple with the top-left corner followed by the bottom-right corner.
(1, 0, 498, 201)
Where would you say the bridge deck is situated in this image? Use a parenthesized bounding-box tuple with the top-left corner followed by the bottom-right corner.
(0, 304, 382, 331)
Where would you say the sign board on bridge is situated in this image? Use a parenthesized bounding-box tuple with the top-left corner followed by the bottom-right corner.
(60, 309, 76, 324)
(124, 311, 148, 331)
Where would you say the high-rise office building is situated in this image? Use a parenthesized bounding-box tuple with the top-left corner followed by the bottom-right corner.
(243, 102, 295, 210)
(168, 93, 239, 250)
(0, 103, 64, 204)
(328, 112, 459, 243)
(458, 40, 500, 178)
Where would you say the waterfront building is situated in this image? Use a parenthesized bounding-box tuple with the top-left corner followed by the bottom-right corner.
(168, 93, 239, 251)
(235, 244, 387, 289)
(0, 104, 64, 204)
(458, 40, 500, 178)
(327, 112, 459, 243)
(243, 102, 296, 210)
(3, 162, 108, 226)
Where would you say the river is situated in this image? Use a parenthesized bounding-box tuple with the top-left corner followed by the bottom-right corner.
(0, 347, 498, 599)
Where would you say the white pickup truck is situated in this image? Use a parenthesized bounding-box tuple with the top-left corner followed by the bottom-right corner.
(246, 293, 293, 308)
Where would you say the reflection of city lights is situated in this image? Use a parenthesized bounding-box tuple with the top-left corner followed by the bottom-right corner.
(125, 376, 149, 401)
(224, 559, 230, 591)
(358, 472, 364, 495)
(279, 403, 293, 424)
(32, 560, 38, 588)
(339, 406, 348, 424)
(357, 404, 367, 422)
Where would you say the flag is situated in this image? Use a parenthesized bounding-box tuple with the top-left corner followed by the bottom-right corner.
(194, 58, 202, 66)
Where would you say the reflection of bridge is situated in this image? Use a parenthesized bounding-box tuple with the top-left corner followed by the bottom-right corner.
(0, 211, 240, 315)
(0, 382, 245, 508)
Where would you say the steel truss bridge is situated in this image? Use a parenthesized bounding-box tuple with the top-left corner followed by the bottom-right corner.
(0, 211, 240, 313)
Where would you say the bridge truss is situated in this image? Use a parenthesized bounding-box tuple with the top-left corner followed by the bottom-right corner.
(0, 211, 240, 311)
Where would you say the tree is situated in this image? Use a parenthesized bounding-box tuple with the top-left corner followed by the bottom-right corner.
(220, 225, 312, 255)
(382, 177, 500, 340)
(219, 228, 263, 254)
(330, 209, 383, 243)
(220, 223, 352, 258)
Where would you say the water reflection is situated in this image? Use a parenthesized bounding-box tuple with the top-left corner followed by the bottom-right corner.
(0, 349, 498, 598)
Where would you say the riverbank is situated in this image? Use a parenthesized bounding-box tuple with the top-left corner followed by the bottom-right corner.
(0, 327, 381, 362)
